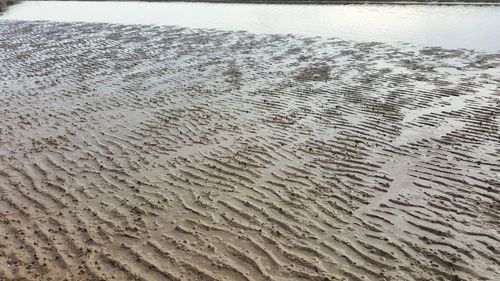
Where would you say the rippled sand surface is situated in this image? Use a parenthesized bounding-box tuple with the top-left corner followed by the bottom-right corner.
(0, 21, 499, 281)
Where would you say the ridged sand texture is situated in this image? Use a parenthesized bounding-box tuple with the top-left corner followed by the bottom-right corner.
(0, 21, 499, 281)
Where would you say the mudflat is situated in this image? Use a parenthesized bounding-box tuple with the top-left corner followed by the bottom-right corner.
(0, 20, 499, 281)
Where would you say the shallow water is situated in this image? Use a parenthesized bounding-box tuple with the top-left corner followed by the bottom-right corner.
(1, 1, 500, 51)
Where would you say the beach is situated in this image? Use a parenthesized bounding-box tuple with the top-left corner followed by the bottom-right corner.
(0, 19, 499, 281)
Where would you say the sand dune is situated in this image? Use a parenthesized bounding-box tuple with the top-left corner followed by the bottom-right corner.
(0, 20, 499, 281)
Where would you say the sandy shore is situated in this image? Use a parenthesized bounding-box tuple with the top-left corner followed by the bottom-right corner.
(0, 20, 499, 281)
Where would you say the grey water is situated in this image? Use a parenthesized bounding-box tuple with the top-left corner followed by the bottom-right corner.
(1, 1, 500, 51)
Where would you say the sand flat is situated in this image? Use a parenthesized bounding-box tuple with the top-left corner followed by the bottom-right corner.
(0, 20, 499, 281)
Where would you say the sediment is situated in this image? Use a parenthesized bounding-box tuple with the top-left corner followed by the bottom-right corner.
(0, 20, 499, 281)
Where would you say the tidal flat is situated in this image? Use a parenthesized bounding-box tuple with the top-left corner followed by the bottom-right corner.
(0, 2, 499, 281)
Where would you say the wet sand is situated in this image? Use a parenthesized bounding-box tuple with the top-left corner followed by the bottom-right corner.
(0, 20, 499, 281)
(0, 0, 6, 11)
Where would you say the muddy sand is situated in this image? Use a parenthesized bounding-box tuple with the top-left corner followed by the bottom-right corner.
(0, 20, 499, 281)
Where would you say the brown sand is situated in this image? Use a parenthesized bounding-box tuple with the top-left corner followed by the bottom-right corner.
(0, 20, 499, 281)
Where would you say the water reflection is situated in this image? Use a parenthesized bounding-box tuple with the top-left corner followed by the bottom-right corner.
(1, 1, 500, 51)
